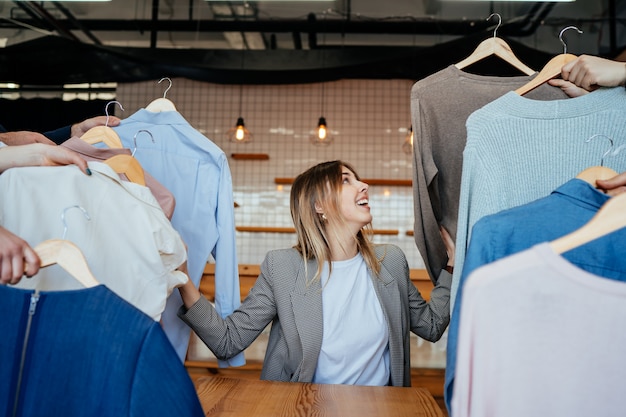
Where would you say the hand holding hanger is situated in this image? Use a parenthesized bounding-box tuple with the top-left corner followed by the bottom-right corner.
(80, 101, 125, 149)
(548, 55, 626, 98)
(516, 26, 584, 96)
(0, 226, 40, 284)
(596, 171, 626, 197)
(71, 115, 121, 138)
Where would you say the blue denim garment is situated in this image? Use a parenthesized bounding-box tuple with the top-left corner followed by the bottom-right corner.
(0, 285, 203, 417)
(445, 178, 626, 414)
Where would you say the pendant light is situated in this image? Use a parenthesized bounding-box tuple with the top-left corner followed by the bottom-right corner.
(310, 11, 333, 146)
(227, 37, 252, 143)
(227, 84, 252, 143)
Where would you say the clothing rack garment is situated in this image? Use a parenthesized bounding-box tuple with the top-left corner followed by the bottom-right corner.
(451, 243, 626, 417)
(410, 65, 567, 283)
(112, 108, 242, 365)
(451, 86, 626, 309)
(445, 178, 626, 414)
(2, 162, 188, 321)
(61, 136, 175, 219)
(0, 284, 204, 417)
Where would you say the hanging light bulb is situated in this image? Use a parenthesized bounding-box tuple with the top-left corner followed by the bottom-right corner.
(227, 48, 252, 144)
(310, 116, 333, 146)
(402, 125, 414, 155)
(228, 116, 252, 143)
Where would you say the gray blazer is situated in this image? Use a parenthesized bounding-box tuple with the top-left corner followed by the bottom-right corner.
(179, 244, 451, 387)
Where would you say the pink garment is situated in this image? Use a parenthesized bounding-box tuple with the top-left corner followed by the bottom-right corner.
(452, 243, 626, 417)
(61, 137, 175, 219)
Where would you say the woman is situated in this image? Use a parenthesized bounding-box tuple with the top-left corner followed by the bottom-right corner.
(177, 160, 452, 386)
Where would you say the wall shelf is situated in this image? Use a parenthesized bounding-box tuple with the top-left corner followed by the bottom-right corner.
(231, 153, 270, 160)
(275, 178, 411, 187)
(236, 226, 399, 235)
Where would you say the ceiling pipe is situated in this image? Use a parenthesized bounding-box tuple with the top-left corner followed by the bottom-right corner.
(51, 1, 102, 45)
(0, 17, 517, 37)
(17, 1, 80, 41)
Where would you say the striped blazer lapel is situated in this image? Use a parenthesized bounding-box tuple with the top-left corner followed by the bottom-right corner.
(372, 250, 404, 385)
(291, 258, 323, 382)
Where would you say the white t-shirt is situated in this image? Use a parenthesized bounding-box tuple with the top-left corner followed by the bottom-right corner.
(313, 253, 390, 386)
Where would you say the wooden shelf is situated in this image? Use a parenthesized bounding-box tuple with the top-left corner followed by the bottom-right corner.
(236, 226, 399, 235)
(231, 153, 270, 160)
(275, 178, 412, 186)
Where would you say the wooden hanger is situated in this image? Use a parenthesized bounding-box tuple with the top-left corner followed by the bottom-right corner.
(454, 13, 536, 75)
(34, 239, 99, 288)
(80, 100, 125, 149)
(515, 26, 583, 96)
(576, 134, 619, 187)
(550, 192, 626, 254)
(104, 154, 146, 186)
(146, 77, 177, 112)
(576, 166, 619, 186)
(455, 14, 535, 76)
(104, 129, 154, 185)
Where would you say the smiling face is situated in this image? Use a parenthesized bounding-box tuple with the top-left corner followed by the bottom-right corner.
(338, 165, 371, 233)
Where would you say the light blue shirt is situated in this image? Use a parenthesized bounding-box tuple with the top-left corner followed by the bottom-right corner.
(313, 254, 390, 386)
(113, 109, 242, 366)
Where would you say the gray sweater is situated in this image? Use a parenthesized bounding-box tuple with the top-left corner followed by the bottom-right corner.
(410, 65, 568, 283)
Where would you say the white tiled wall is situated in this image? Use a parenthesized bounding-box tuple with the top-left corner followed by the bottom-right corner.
(116, 78, 425, 269)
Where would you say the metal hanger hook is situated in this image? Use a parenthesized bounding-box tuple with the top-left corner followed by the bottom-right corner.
(585, 134, 614, 167)
(105, 100, 125, 127)
(487, 13, 502, 38)
(158, 77, 173, 98)
(559, 25, 583, 55)
(132, 129, 155, 157)
(61, 205, 91, 240)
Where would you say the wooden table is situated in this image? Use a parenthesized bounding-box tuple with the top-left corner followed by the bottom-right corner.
(195, 376, 444, 417)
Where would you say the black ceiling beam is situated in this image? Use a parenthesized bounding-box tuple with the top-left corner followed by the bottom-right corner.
(0, 18, 511, 37)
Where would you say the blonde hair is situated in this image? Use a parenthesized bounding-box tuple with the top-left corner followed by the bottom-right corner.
(290, 160, 381, 284)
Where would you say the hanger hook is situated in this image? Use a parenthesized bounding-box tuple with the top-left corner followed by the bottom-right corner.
(158, 77, 173, 98)
(132, 129, 155, 157)
(585, 134, 614, 167)
(487, 13, 502, 38)
(105, 100, 125, 127)
(559, 25, 583, 55)
(61, 205, 91, 240)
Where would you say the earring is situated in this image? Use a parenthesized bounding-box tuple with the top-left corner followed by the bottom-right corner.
(321, 214, 327, 221)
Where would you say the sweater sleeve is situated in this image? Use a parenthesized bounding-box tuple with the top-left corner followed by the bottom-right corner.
(44, 125, 72, 144)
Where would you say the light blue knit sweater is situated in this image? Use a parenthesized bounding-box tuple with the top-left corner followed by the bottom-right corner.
(451, 86, 626, 308)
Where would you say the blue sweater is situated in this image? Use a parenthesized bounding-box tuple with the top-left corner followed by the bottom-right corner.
(453, 86, 626, 308)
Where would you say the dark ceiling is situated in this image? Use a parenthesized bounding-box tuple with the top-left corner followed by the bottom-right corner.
(0, 1, 622, 85)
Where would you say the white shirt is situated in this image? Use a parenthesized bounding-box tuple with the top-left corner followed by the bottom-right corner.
(1, 162, 188, 321)
(313, 253, 390, 386)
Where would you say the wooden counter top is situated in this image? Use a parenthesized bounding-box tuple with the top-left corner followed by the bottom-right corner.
(195, 376, 444, 417)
